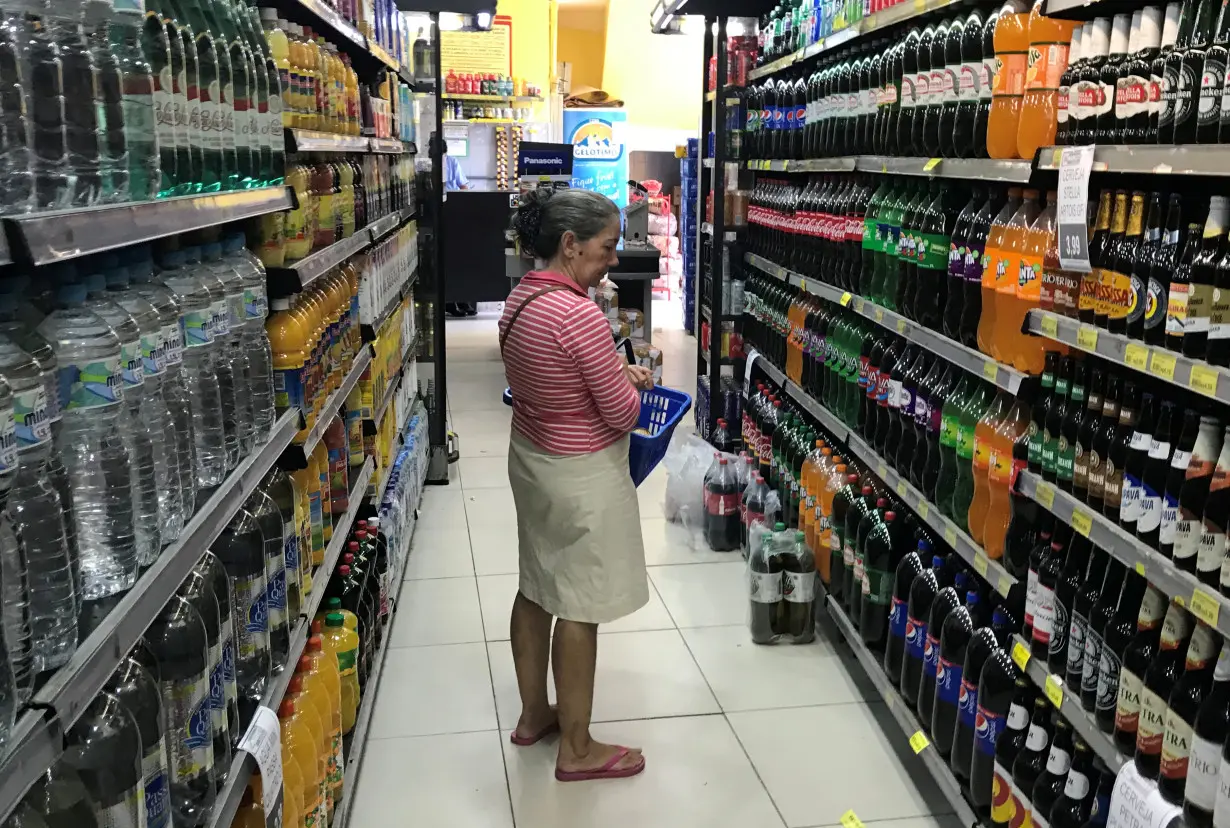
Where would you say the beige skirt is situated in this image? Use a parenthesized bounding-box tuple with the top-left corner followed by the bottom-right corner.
(508, 431, 649, 624)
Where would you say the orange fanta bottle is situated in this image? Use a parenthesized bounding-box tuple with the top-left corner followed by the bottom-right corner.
(1017, 0, 1078, 160)
(983, 391, 1031, 560)
(967, 390, 1011, 542)
(1006, 192, 1057, 373)
(978, 188, 1024, 356)
(991, 190, 1043, 361)
(986, 0, 1032, 158)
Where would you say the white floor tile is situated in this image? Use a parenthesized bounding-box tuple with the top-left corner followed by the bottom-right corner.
(728, 704, 945, 827)
(418, 488, 468, 534)
(452, 408, 513, 436)
(641, 517, 745, 566)
(650, 561, 748, 627)
(460, 456, 512, 489)
(503, 715, 784, 828)
(469, 523, 520, 576)
(388, 577, 486, 647)
(476, 574, 676, 642)
(404, 527, 474, 580)
(464, 487, 517, 523)
(347, 731, 514, 828)
(680, 625, 871, 712)
(368, 643, 498, 738)
(487, 629, 719, 730)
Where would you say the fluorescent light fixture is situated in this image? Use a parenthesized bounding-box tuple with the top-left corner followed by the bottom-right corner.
(475, 11, 492, 28)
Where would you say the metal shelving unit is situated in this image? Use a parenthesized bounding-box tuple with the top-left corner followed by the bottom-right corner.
(289, 346, 375, 466)
(267, 206, 417, 295)
(1032, 144, 1230, 175)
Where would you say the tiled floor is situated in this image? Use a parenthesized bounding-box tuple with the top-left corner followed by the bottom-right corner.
(349, 305, 959, 828)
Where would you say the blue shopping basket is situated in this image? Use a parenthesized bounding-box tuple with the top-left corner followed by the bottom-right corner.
(502, 384, 693, 487)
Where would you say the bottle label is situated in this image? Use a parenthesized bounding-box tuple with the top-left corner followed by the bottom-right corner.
(1160, 706, 1196, 782)
(1116, 74, 1152, 119)
(1026, 566, 1039, 627)
(1217, 759, 1230, 828)
(1187, 733, 1222, 809)
(906, 615, 927, 661)
(863, 566, 892, 605)
(1049, 593, 1069, 661)
(1064, 769, 1090, 801)
(11, 385, 50, 448)
(992, 51, 1028, 97)
(958, 675, 978, 728)
(705, 490, 740, 516)
(936, 654, 962, 706)
(1168, 282, 1191, 336)
(1067, 610, 1088, 678)
(992, 762, 1018, 826)
(923, 630, 941, 679)
(163, 322, 183, 366)
(1200, 59, 1226, 126)
(274, 366, 307, 414)
(161, 671, 212, 784)
(959, 62, 979, 101)
(1137, 686, 1169, 756)
(973, 703, 1004, 757)
(784, 570, 815, 603)
(207, 638, 225, 739)
(1175, 508, 1202, 564)
(220, 612, 236, 710)
(889, 595, 908, 641)
(233, 572, 268, 663)
(1120, 473, 1144, 523)
(1196, 523, 1227, 579)
(1097, 646, 1122, 716)
(1032, 583, 1055, 646)
(1115, 667, 1144, 736)
(957, 420, 977, 461)
(144, 737, 171, 828)
(749, 570, 782, 603)
(1211, 285, 1230, 341)
(57, 355, 123, 410)
(154, 63, 176, 151)
(266, 541, 287, 631)
(1082, 627, 1103, 698)
(119, 339, 144, 388)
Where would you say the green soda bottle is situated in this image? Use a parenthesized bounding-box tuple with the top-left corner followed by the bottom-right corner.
(935, 372, 972, 518)
(950, 380, 993, 527)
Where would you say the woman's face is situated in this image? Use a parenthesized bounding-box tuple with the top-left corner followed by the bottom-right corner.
(562, 218, 621, 290)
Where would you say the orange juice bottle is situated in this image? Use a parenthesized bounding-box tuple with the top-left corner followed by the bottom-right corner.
(320, 612, 361, 732)
(967, 389, 1012, 542)
(292, 662, 339, 820)
(978, 188, 1024, 355)
(286, 675, 332, 818)
(986, 0, 1031, 159)
(311, 442, 332, 548)
(267, 297, 308, 437)
(279, 697, 325, 828)
(1016, 0, 1078, 159)
(1007, 193, 1056, 374)
(983, 392, 1031, 560)
(989, 189, 1042, 361)
(231, 781, 264, 828)
(305, 635, 345, 805)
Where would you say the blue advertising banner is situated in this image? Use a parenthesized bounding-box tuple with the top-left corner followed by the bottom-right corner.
(562, 109, 628, 210)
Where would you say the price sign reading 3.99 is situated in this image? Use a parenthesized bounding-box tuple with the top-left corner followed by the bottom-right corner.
(1056, 145, 1096, 274)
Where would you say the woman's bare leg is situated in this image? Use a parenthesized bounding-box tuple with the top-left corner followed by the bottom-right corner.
(552, 618, 642, 772)
(510, 591, 556, 739)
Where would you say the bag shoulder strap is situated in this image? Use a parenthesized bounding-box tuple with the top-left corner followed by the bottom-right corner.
(499, 284, 573, 354)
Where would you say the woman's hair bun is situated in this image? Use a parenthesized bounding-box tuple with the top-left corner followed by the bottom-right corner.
(511, 188, 553, 257)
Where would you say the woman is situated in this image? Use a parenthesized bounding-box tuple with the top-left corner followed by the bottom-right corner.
(501, 188, 655, 782)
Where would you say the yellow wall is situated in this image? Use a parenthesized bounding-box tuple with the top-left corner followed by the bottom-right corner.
(558, 2, 607, 91)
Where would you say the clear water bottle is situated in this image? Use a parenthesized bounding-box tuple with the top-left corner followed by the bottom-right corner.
(63, 690, 143, 828)
(137, 0, 176, 197)
(0, 2, 34, 216)
(245, 485, 290, 668)
(200, 241, 250, 460)
(3, 802, 52, 828)
(23, 762, 101, 827)
(13, 0, 69, 212)
(223, 232, 274, 440)
(196, 551, 238, 747)
(107, 654, 171, 828)
(126, 245, 195, 522)
(0, 375, 23, 725)
(36, 278, 139, 601)
(178, 563, 232, 779)
(109, 0, 160, 201)
(0, 334, 77, 675)
(85, 0, 128, 204)
(210, 505, 269, 726)
(143, 594, 215, 826)
(79, 264, 162, 564)
(45, 0, 102, 207)
(104, 259, 183, 544)
(181, 244, 239, 470)
(156, 248, 225, 487)
(265, 466, 302, 619)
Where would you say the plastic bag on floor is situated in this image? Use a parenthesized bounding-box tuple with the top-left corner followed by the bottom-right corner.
(663, 430, 713, 547)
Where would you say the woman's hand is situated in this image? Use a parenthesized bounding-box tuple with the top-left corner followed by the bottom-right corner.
(624, 363, 655, 391)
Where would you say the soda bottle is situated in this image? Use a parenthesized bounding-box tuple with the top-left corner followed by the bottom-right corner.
(842, 487, 878, 616)
(993, 189, 1044, 362)
(902, 553, 946, 708)
(944, 187, 982, 339)
(705, 458, 742, 552)
(961, 188, 1006, 349)
(989, 677, 1039, 828)
(860, 511, 907, 649)
(885, 539, 929, 686)
(933, 589, 978, 758)
(968, 389, 1012, 544)
(827, 472, 861, 604)
(985, 388, 1032, 561)
(749, 520, 783, 645)
(978, 188, 1025, 355)
(1012, 195, 1057, 373)
(920, 571, 968, 724)
(780, 530, 815, 643)
(987, 1, 1032, 158)
(967, 611, 1018, 811)
(952, 381, 993, 528)
(1017, 1, 1078, 158)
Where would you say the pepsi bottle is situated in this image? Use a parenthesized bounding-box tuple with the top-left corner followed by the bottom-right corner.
(885, 540, 930, 686)
(957, 606, 1012, 791)
(902, 554, 946, 709)
(933, 588, 979, 756)
(920, 571, 968, 724)
(972, 626, 1026, 819)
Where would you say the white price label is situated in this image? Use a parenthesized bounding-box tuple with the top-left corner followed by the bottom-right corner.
(1056, 145, 1095, 274)
(238, 706, 285, 827)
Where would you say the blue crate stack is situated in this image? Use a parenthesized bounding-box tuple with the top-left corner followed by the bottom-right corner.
(680, 138, 699, 335)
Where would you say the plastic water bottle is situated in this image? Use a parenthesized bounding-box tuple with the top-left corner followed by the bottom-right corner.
(200, 241, 251, 460)
(0, 334, 77, 675)
(13, 0, 69, 212)
(157, 248, 225, 487)
(223, 232, 274, 440)
(179, 562, 232, 778)
(3, 802, 53, 828)
(182, 244, 239, 470)
(126, 245, 195, 522)
(23, 762, 101, 827)
(85, 0, 129, 204)
(36, 279, 139, 601)
(107, 655, 171, 828)
(196, 552, 238, 747)
(144, 594, 216, 826)
(0, 2, 34, 216)
(63, 690, 143, 827)
(80, 264, 162, 564)
(108, 0, 161, 201)
(265, 466, 302, 618)
(105, 258, 183, 543)
(246, 485, 291, 668)
(46, 0, 102, 207)
(136, 0, 176, 197)
(0, 376, 28, 714)
(210, 506, 269, 726)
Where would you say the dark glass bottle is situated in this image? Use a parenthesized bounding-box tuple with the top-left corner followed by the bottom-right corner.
(1181, 647, 1230, 821)
(1135, 602, 1197, 779)
(1157, 622, 1221, 800)
(1096, 14, 1133, 143)
(1102, 379, 1140, 524)
(1146, 194, 1183, 347)
(1173, 414, 1223, 574)
(1168, 219, 1206, 353)
(1083, 559, 1127, 712)
(1112, 584, 1170, 751)
(1095, 571, 1149, 733)
(1067, 546, 1110, 691)
(1174, 0, 1218, 143)
(989, 678, 1040, 828)
(1011, 697, 1057, 828)
(1085, 372, 1121, 514)
(1073, 366, 1104, 505)
(1120, 390, 1158, 535)
(1047, 737, 1098, 828)
(1196, 0, 1230, 142)
(1159, 1, 1193, 142)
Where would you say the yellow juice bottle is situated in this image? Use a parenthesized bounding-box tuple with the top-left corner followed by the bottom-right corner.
(305, 633, 345, 807)
(288, 23, 308, 129)
(311, 441, 332, 547)
(288, 464, 317, 592)
(282, 164, 311, 263)
(336, 162, 355, 239)
(313, 35, 330, 129)
(296, 653, 343, 810)
(286, 675, 332, 819)
(320, 612, 360, 733)
(230, 781, 263, 828)
(266, 297, 308, 437)
(342, 56, 359, 135)
(278, 698, 324, 828)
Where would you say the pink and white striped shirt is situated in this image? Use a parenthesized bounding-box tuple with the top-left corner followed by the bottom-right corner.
(500, 270, 641, 455)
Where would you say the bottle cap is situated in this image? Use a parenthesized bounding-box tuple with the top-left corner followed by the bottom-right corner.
(339, 565, 351, 576)
(288, 675, 303, 694)
(885, 511, 896, 521)
(297, 655, 313, 673)
(326, 612, 345, 627)
(278, 699, 294, 717)
(311, 620, 322, 635)
(1139, 6, 1162, 50)
(932, 555, 945, 568)
(1125, 10, 1142, 53)
(774, 522, 786, 531)
(967, 590, 980, 605)
(1108, 14, 1131, 55)
(1159, 2, 1180, 48)
(307, 635, 323, 653)
(343, 554, 355, 566)
(348, 541, 359, 551)
(328, 597, 342, 609)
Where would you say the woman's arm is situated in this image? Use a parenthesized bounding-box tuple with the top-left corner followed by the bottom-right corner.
(559, 304, 641, 433)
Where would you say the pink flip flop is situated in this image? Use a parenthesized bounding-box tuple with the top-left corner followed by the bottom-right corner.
(555, 747, 646, 782)
(509, 721, 560, 747)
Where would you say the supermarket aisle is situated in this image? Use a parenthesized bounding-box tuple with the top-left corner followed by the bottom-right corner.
(349, 309, 959, 828)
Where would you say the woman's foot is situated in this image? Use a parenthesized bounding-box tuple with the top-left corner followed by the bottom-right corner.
(556, 739, 644, 780)
(511, 706, 559, 746)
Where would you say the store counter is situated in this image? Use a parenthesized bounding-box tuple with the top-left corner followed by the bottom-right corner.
(442, 190, 518, 303)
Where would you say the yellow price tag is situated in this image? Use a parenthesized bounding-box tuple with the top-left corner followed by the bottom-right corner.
(840, 291, 852, 307)
(943, 525, 957, 546)
(1124, 343, 1150, 371)
(1051, 147, 1063, 167)
(909, 731, 931, 753)
(1076, 326, 1099, 350)
(1071, 509, 1093, 538)
(1044, 674, 1064, 708)
(896, 480, 908, 497)
(1191, 364, 1220, 397)
(1011, 641, 1031, 671)
(874, 307, 885, 323)
(855, 299, 865, 314)
(974, 553, 989, 577)
(923, 157, 942, 171)
(997, 573, 1012, 597)
(1035, 482, 1055, 510)
(1135, 561, 1146, 576)
(877, 463, 887, 479)
(913, 0, 927, 11)
(1150, 351, 1177, 381)
(1191, 588, 1221, 626)
(983, 361, 999, 382)
(1040, 314, 1059, 338)
(897, 318, 908, 334)
(918, 501, 930, 520)
(841, 810, 866, 828)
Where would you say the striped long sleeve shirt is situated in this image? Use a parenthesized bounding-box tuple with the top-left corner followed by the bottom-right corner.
(499, 270, 641, 455)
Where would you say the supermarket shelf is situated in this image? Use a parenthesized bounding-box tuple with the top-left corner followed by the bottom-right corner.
(32, 408, 301, 730)
(1011, 634, 1125, 772)
(747, 157, 859, 173)
(6, 186, 294, 266)
(368, 209, 403, 241)
(369, 137, 411, 154)
(0, 715, 63, 825)
(361, 268, 419, 343)
(1028, 310, 1230, 404)
(290, 346, 374, 464)
(1033, 143, 1230, 176)
(745, 155, 1032, 181)
(368, 41, 399, 72)
(207, 457, 376, 828)
(442, 93, 543, 103)
(286, 129, 370, 154)
(291, 0, 366, 51)
(266, 228, 373, 292)
(745, 252, 1028, 394)
(1017, 470, 1230, 638)
(824, 595, 979, 827)
(701, 222, 742, 242)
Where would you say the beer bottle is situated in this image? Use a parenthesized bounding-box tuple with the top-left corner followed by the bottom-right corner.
(1083, 559, 1127, 712)
(1096, 191, 1130, 330)
(1197, 0, 1230, 142)
(1056, 25, 1085, 146)
(1048, 737, 1099, 828)
(1058, 360, 1088, 493)
(1139, 400, 1178, 548)
(1096, 570, 1149, 732)
(989, 676, 1038, 828)
(1050, 531, 1091, 675)
(1146, 194, 1184, 347)
(1026, 519, 1054, 641)
(1030, 353, 1058, 475)
(1181, 646, 1230, 822)
(1097, 15, 1134, 142)
(1121, 390, 1158, 534)
(1186, 195, 1230, 360)
(1102, 379, 1141, 522)
(1158, 622, 1221, 800)
(1160, 0, 1193, 142)
(1081, 190, 1114, 325)
(1032, 527, 1068, 659)
(1119, 9, 1164, 143)
(1153, 4, 1184, 142)
(1074, 20, 1111, 144)
(1073, 365, 1105, 504)
(1173, 413, 1222, 574)
(1112, 583, 1169, 749)
(1068, 546, 1110, 691)
(1042, 356, 1074, 483)
(1207, 212, 1230, 366)
(1136, 601, 1196, 777)
(1196, 424, 1230, 593)
(1160, 407, 1201, 557)
(1011, 696, 1057, 828)
(1169, 220, 1206, 353)
(1087, 372, 1122, 512)
(1174, 0, 1218, 143)
(1129, 191, 1164, 340)
(1030, 716, 1075, 826)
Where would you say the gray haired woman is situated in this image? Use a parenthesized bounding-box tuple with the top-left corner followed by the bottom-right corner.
(500, 188, 653, 782)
